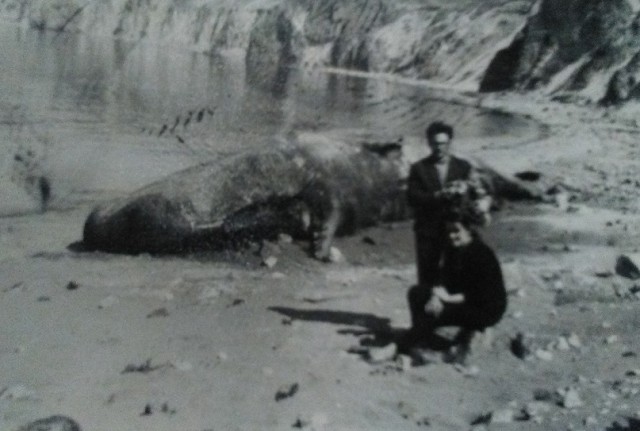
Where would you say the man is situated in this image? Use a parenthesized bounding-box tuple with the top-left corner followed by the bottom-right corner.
(407, 121, 475, 288)
(402, 218, 507, 362)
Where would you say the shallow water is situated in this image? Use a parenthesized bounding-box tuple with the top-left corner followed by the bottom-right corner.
(0, 24, 539, 209)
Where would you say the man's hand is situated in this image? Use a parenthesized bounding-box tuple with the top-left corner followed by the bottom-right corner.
(433, 286, 465, 304)
(424, 295, 444, 317)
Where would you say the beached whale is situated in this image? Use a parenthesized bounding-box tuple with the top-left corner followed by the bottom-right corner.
(81, 132, 542, 259)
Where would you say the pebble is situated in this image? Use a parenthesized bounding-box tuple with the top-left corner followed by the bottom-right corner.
(328, 246, 344, 263)
(262, 256, 278, 268)
(277, 233, 293, 244)
(490, 408, 515, 424)
(216, 351, 228, 362)
(511, 311, 524, 319)
(368, 343, 397, 363)
(525, 401, 551, 417)
(397, 354, 412, 372)
(556, 337, 571, 351)
(605, 335, 619, 344)
(561, 388, 584, 409)
(567, 333, 582, 348)
(454, 364, 480, 377)
(535, 349, 554, 361)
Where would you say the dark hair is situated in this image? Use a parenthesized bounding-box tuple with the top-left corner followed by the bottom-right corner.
(426, 121, 453, 140)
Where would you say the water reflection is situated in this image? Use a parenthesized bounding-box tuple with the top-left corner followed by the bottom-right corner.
(0, 25, 540, 203)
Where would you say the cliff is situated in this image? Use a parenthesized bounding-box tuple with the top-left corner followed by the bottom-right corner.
(3, 0, 640, 105)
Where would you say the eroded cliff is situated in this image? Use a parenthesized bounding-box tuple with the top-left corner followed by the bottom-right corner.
(3, 0, 640, 105)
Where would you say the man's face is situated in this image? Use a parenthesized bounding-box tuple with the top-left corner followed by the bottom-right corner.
(427, 132, 451, 161)
(447, 222, 472, 248)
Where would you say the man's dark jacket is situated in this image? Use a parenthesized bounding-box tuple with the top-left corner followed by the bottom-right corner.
(407, 155, 472, 236)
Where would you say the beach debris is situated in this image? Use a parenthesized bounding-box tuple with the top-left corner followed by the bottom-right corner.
(121, 359, 162, 374)
(292, 413, 328, 429)
(17, 415, 81, 431)
(292, 417, 309, 428)
(37, 296, 51, 302)
(228, 298, 245, 307)
(362, 236, 377, 245)
(615, 254, 640, 279)
(141, 404, 153, 416)
(3, 281, 24, 292)
(65, 281, 79, 290)
(147, 307, 169, 318)
(515, 171, 541, 181)
(275, 383, 299, 402)
(510, 332, 532, 359)
(161, 402, 176, 415)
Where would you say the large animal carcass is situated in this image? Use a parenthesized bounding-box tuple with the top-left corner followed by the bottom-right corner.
(81, 132, 542, 259)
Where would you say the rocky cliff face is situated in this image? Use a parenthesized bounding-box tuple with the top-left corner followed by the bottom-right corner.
(3, 0, 640, 105)
(481, 0, 640, 104)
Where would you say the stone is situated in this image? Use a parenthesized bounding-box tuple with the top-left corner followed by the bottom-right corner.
(368, 343, 397, 363)
(524, 401, 551, 418)
(556, 337, 571, 351)
(327, 246, 344, 263)
(277, 233, 293, 244)
(615, 254, 640, 279)
(262, 256, 278, 268)
(605, 335, 619, 344)
(535, 349, 554, 361)
(567, 333, 582, 348)
(510, 332, 532, 360)
(561, 388, 584, 409)
(490, 408, 515, 424)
